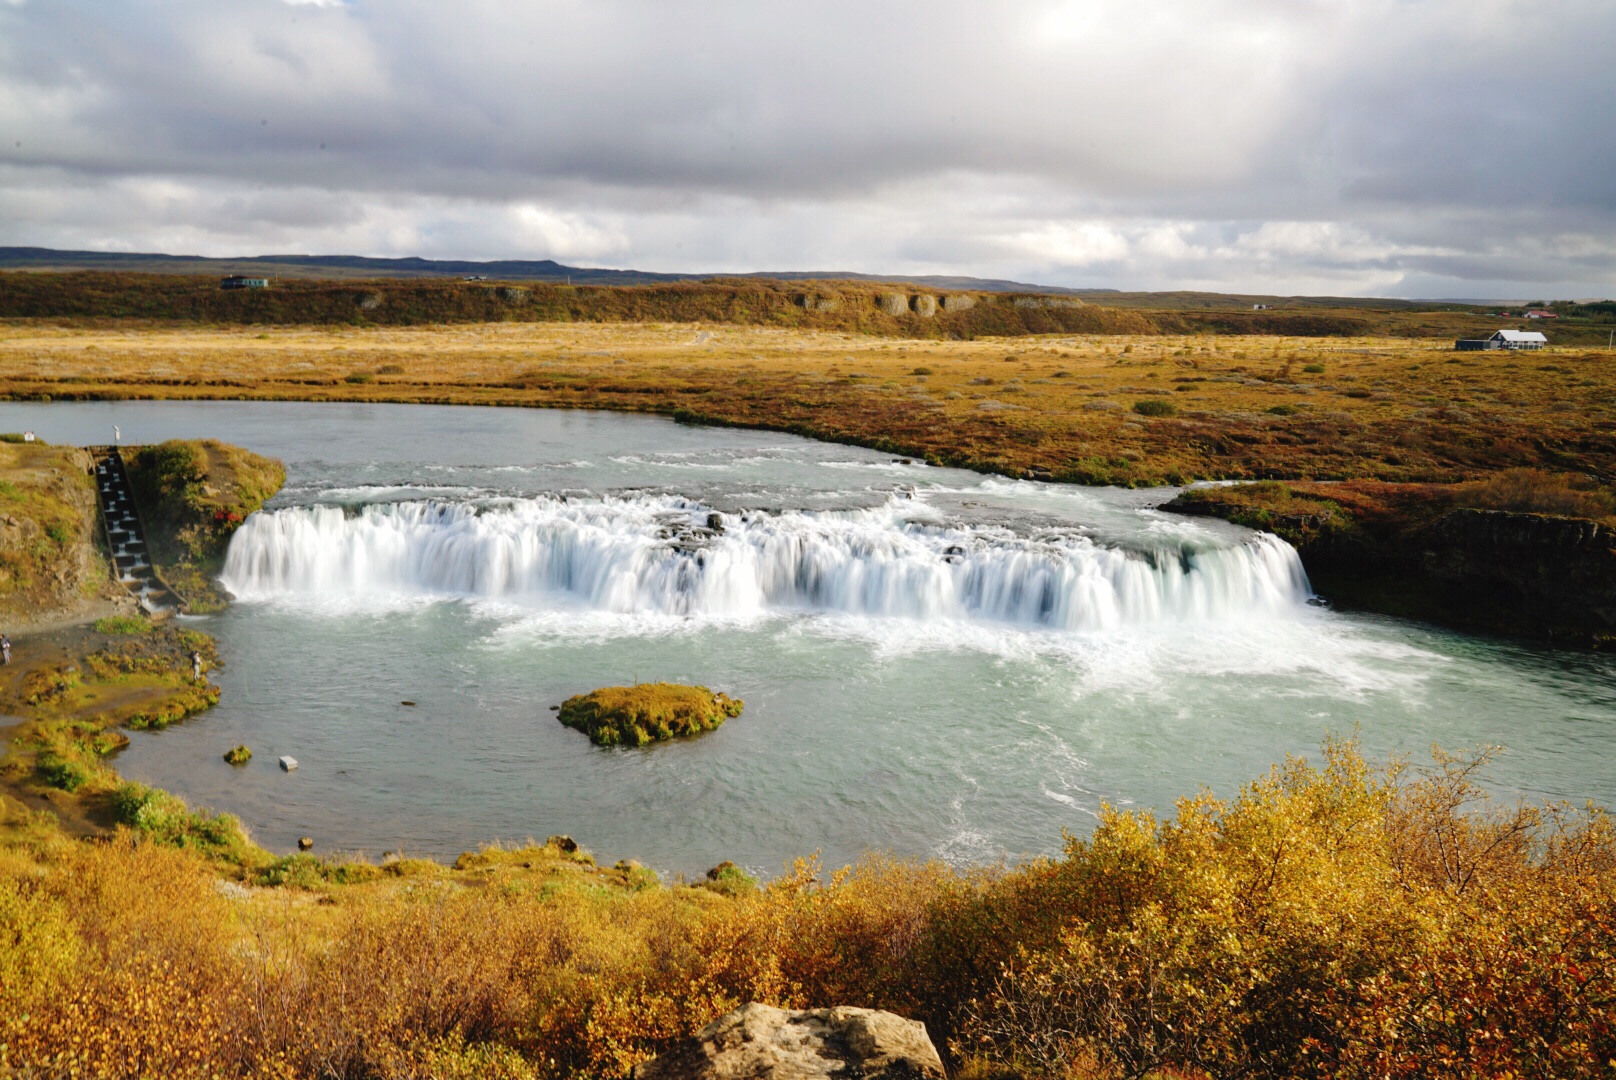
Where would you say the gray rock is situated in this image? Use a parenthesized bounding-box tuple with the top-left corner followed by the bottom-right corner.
(910, 295, 938, 318)
(878, 293, 909, 317)
(634, 1002, 945, 1080)
(799, 293, 841, 313)
(939, 294, 976, 312)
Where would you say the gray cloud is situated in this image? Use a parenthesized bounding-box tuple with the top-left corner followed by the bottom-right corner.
(1, 0, 1612, 297)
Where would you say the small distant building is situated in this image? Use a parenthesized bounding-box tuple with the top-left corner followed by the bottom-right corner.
(220, 276, 269, 290)
(1252, 303, 1271, 310)
(1524, 309, 1559, 319)
(1455, 329, 1548, 351)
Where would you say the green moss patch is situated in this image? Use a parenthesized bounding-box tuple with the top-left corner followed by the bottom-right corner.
(556, 683, 743, 747)
(93, 615, 152, 635)
(123, 439, 286, 612)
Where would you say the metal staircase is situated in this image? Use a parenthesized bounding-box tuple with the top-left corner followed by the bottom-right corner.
(93, 448, 180, 615)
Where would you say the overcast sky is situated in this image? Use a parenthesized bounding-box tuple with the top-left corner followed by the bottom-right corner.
(2, 0, 1612, 298)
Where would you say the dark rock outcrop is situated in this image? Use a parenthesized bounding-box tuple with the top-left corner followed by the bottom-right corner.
(634, 1002, 945, 1080)
(1409, 508, 1616, 641)
(1166, 494, 1616, 645)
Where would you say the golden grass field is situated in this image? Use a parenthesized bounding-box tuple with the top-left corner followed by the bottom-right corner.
(4, 321, 1614, 485)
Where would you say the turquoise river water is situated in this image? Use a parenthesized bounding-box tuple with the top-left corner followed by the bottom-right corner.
(5, 401, 1613, 876)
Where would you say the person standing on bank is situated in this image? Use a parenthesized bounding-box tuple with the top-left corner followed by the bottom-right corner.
(1, 634, 10, 666)
(191, 649, 203, 683)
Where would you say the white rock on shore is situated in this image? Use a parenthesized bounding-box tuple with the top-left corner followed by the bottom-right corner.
(633, 1002, 945, 1080)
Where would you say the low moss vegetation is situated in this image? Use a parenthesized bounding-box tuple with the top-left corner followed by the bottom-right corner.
(122, 438, 285, 610)
(222, 744, 251, 766)
(91, 614, 151, 635)
(557, 682, 744, 746)
(0, 620, 235, 850)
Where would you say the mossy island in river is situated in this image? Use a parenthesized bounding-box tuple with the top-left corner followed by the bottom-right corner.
(556, 683, 744, 746)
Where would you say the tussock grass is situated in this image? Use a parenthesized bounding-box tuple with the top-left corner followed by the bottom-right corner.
(3, 322, 1613, 487)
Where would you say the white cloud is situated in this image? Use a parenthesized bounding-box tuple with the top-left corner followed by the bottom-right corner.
(1008, 223, 1130, 265)
(0, 0, 1611, 296)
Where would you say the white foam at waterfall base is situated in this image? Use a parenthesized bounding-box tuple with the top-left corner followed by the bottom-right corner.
(220, 493, 1311, 631)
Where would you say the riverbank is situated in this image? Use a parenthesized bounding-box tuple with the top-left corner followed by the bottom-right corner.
(1165, 474, 1616, 645)
(3, 736, 1612, 1080)
(3, 322, 1613, 487)
(0, 436, 282, 856)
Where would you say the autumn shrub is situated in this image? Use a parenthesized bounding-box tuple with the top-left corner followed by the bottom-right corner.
(34, 749, 92, 792)
(1456, 467, 1616, 522)
(0, 873, 83, 1021)
(954, 741, 1616, 1079)
(2, 742, 1612, 1079)
(110, 781, 255, 860)
(1131, 398, 1177, 417)
(1, 839, 256, 1079)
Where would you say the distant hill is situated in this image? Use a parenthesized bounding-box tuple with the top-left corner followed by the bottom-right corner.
(0, 246, 1108, 297)
(1, 246, 1458, 311)
(16, 247, 1595, 339)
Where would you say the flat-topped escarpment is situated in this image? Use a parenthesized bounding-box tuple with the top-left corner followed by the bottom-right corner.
(1165, 473, 1616, 645)
(557, 683, 744, 746)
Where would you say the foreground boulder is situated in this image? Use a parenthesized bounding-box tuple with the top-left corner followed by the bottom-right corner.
(634, 1002, 944, 1080)
(556, 682, 743, 746)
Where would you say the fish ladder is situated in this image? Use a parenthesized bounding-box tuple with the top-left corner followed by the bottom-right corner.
(93, 448, 180, 615)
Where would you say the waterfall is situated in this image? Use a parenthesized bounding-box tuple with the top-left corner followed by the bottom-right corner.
(220, 495, 1311, 629)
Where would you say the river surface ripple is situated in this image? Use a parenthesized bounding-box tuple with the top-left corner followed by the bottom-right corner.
(7, 400, 1613, 876)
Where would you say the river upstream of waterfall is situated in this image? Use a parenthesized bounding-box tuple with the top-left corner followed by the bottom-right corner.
(8, 401, 1616, 876)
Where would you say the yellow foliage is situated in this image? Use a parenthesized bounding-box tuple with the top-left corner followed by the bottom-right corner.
(0, 741, 1612, 1079)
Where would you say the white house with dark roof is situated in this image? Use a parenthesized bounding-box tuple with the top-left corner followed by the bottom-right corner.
(1455, 329, 1548, 351)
